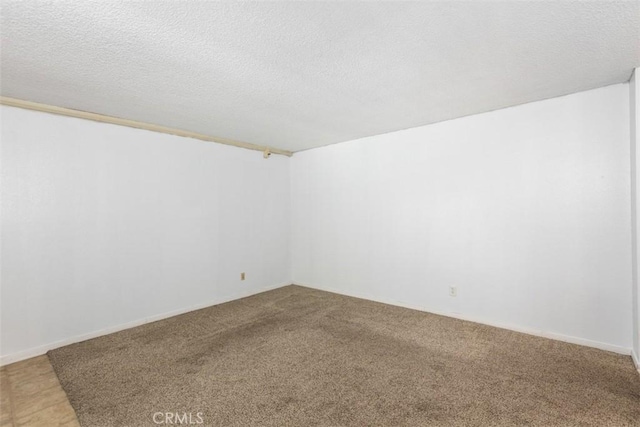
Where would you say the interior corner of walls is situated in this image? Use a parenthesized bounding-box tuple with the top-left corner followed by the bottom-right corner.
(632, 350, 640, 373)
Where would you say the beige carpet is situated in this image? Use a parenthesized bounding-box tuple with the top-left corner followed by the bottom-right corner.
(48, 285, 640, 426)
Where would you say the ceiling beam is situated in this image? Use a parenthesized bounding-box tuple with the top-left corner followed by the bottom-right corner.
(0, 97, 293, 157)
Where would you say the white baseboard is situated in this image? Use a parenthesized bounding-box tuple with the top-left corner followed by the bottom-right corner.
(633, 350, 640, 373)
(4, 281, 631, 367)
(0, 281, 291, 366)
(294, 282, 632, 356)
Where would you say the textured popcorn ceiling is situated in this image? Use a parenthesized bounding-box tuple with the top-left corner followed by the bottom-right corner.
(1, 1, 638, 152)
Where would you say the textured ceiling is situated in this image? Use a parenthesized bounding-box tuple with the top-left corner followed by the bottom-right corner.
(1, 1, 638, 152)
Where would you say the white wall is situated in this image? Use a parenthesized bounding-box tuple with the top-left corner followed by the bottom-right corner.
(292, 84, 633, 353)
(631, 68, 640, 367)
(1, 82, 634, 364)
(0, 106, 291, 364)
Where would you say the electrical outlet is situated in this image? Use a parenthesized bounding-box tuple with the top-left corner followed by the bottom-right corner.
(241, 272, 245, 281)
(449, 286, 457, 297)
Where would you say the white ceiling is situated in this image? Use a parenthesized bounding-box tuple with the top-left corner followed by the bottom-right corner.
(1, 2, 638, 153)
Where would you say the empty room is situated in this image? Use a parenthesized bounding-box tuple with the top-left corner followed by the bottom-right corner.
(1, 1, 639, 426)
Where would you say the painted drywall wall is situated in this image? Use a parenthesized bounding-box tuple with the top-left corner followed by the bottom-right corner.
(631, 68, 640, 367)
(1, 83, 634, 364)
(291, 84, 633, 352)
(0, 106, 291, 364)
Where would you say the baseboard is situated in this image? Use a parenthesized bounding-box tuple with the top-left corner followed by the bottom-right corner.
(0, 281, 291, 366)
(294, 282, 632, 356)
(633, 350, 640, 373)
(4, 281, 630, 366)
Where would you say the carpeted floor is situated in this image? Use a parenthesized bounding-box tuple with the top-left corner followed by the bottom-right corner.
(48, 285, 640, 426)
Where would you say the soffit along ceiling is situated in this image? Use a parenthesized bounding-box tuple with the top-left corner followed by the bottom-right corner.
(1, 2, 638, 153)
